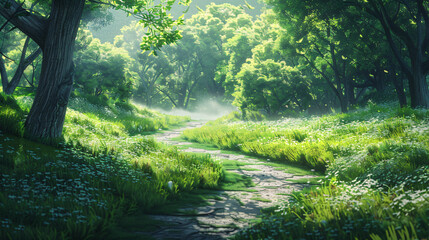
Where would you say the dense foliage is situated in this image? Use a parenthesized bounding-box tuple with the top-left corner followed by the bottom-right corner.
(2, 1, 428, 118)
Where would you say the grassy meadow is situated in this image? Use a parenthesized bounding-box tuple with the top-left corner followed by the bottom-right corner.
(183, 103, 429, 240)
(0, 93, 223, 239)
(2, 91, 429, 240)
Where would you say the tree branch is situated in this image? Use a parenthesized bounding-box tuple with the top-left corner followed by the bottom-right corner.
(156, 85, 177, 108)
(0, 0, 48, 47)
(302, 53, 341, 99)
(375, 0, 416, 55)
(0, 36, 41, 94)
(418, 0, 429, 52)
(366, 0, 413, 80)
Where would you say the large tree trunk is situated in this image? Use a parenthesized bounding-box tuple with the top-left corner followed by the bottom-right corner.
(24, 0, 84, 142)
(409, 24, 429, 108)
(410, 2, 429, 108)
(409, 64, 429, 108)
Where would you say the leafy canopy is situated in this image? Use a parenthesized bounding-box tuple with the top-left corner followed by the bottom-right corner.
(110, 0, 192, 52)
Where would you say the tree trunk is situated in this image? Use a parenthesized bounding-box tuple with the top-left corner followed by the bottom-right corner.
(389, 61, 407, 107)
(344, 77, 355, 106)
(408, 21, 429, 108)
(24, 0, 84, 142)
(394, 77, 408, 108)
(339, 97, 348, 113)
(409, 66, 429, 108)
(411, 2, 429, 108)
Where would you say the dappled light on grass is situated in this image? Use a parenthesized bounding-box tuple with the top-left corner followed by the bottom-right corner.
(0, 132, 160, 239)
(0, 96, 222, 239)
(185, 102, 429, 239)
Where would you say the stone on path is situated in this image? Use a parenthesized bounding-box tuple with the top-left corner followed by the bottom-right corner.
(141, 121, 316, 239)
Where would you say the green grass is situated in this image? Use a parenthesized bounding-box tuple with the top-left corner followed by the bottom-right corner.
(231, 195, 245, 206)
(174, 134, 319, 177)
(182, 120, 332, 172)
(233, 176, 429, 240)
(220, 159, 253, 170)
(262, 162, 320, 176)
(286, 176, 324, 185)
(182, 102, 429, 240)
(219, 171, 256, 191)
(250, 197, 272, 203)
(0, 95, 222, 239)
(63, 98, 190, 155)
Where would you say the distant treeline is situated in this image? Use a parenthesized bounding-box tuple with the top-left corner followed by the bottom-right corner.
(2, 1, 428, 118)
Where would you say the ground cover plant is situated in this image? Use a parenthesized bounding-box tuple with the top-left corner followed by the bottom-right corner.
(0, 94, 223, 239)
(183, 102, 429, 239)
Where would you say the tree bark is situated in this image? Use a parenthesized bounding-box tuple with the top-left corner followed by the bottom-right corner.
(339, 96, 348, 113)
(408, 4, 429, 108)
(0, 0, 47, 47)
(389, 61, 407, 107)
(24, 0, 84, 142)
(394, 79, 407, 108)
(409, 57, 429, 108)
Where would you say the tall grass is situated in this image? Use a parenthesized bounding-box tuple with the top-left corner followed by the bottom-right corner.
(184, 102, 429, 239)
(0, 93, 25, 137)
(234, 174, 428, 239)
(184, 103, 429, 173)
(0, 95, 221, 239)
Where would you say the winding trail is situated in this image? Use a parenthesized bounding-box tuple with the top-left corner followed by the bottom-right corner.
(146, 121, 316, 239)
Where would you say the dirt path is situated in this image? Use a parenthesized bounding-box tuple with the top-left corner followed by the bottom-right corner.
(146, 121, 315, 239)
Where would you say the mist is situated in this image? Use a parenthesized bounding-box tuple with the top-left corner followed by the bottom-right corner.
(136, 99, 237, 121)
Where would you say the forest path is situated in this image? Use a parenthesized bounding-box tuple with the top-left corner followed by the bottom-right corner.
(145, 121, 316, 239)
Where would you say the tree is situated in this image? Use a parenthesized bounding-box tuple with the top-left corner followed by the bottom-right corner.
(74, 29, 136, 103)
(265, 0, 411, 111)
(267, 0, 429, 109)
(353, 0, 429, 108)
(127, 3, 254, 110)
(233, 36, 312, 117)
(156, 37, 204, 109)
(0, 33, 41, 94)
(0, 0, 189, 142)
(266, 0, 361, 112)
(185, 3, 253, 98)
(114, 22, 174, 107)
(221, 10, 283, 99)
(235, 59, 312, 117)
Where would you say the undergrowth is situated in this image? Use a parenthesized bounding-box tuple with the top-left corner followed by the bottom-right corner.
(183, 102, 429, 239)
(0, 94, 222, 239)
